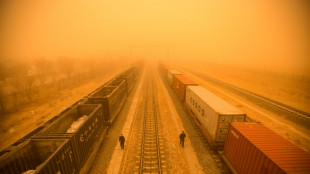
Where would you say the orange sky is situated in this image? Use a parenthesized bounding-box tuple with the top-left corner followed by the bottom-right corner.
(0, 0, 309, 75)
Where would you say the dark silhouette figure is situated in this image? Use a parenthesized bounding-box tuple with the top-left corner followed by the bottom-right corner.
(119, 134, 125, 149)
(179, 131, 186, 147)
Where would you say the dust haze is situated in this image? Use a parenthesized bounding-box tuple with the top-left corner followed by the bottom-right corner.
(0, 0, 309, 75)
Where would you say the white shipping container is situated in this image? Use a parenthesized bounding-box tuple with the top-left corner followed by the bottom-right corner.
(185, 86, 246, 146)
(167, 70, 181, 85)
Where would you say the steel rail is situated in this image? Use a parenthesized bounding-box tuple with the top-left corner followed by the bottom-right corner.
(152, 73, 162, 174)
(139, 77, 149, 173)
(139, 72, 162, 173)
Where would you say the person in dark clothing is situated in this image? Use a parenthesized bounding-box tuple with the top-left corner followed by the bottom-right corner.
(179, 131, 186, 147)
(119, 134, 125, 149)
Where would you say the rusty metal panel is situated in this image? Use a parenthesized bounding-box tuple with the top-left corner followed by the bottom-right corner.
(224, 122, 310, 174)
(0, 139, 78, 174)
(172, 74, 197, 102)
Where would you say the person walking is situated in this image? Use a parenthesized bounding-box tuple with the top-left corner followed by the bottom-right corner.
(179, 131, 186, 147)
(119, 134, 125, 149)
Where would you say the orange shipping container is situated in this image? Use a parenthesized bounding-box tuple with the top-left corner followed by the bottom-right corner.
(224, 122, 310, 174)
(172, 75, 198, 102)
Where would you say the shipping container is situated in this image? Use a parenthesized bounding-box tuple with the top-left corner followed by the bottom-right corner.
(172, 74, 198, 102)
(224, 122, 310, 174)
(167, 70, 181, 86)
(185, 86, 246, 148)
(36, 104, 105, 169)
(0, 139, 78, 174)
(158, 63, 169, 79)
(116, 69, 136, 93)
(87, 79, 127, 123)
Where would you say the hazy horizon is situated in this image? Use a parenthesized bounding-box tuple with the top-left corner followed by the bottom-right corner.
(1, 0, 309, 75)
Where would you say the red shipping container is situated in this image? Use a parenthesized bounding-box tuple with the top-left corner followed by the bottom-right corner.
(224, 122, 310, 174)
(172, 74, 197, 102)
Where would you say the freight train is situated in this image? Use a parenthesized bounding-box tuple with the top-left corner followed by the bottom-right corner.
(0, 62, 143, 174)
(158, 62, 310, 174)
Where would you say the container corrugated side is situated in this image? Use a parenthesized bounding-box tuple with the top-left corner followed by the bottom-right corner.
(185, 86, 246, 147)
(167, 70, 181, 85)
(224, 122, 310, 174)
(172, 74, 197, 102)
(0, 139, 78, 174)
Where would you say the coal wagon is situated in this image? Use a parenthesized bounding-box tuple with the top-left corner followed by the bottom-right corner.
(33, 104, 105, 170)
(86, 79, 127, 123)
(0, 139, 78, 174)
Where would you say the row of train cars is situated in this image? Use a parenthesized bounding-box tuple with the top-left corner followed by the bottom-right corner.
(158, 63, 310, 174)
(0, 63, 143, 174)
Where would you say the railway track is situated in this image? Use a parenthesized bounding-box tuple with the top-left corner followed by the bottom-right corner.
(138, 72, 164, 173)
(122, 71, 168, 174)
(181, 67, 310, 121)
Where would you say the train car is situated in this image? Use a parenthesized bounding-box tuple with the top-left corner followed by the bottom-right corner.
(116, 68, 136, 93)
(86, 79, 127, 123)
(0, 105, 77, 155)
(131, 61, 143, 76)
(185, 86, 246, 148)
(1, 114, 64, 150)
(0, 139, 78, 174)
(34, 104, 105, 170)
(130, 66, 139, 81)
(172, 74, 198, 102)
(158, 63, 170, 79)
(167, 70, 181, 86)
(103, 78, 127, 121)
(224, 122, 310, 174)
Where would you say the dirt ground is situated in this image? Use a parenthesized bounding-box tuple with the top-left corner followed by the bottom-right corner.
(181, 62, 310, 113)
(174, 62, 310, 152)
(0, 67, 126, 151)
